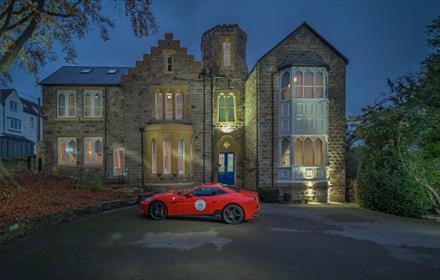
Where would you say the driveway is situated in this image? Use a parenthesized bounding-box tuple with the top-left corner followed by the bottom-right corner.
(1, 203, 439, 279)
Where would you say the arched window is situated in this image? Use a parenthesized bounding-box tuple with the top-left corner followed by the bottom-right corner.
(218, 95, 226, 122)
(223, 40, 231, 68)
(84, 90, 103, 117)
(163, 141, 171, 174)
(57, 90, 76, 117)
(84, 137, 103, 164)
(68, 139, 77, 164)
(95, 139, 103, 163)
(175, 92, 183, 120)
(280, 138, 291, 167)
(304, 138, 314, 166)
(84, 92, 91, 116)
(58, 93, 65, 116)
(315, 138, 323, 166)
(152, 139, 157, 174)
(113, 148, 125, 176)
(281, 71, 291, 100)
(178, 139, 185, 175)
(303, 70, 314, 98)
(294, 138, 303, 166)
(314, 71, 324, 98)
(155, 93, 163, 119)
(165, 93, 173, 120)
(227, 94, 235, 121)
(293, 71, 303, 98)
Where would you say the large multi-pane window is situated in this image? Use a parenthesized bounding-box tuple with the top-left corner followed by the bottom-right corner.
(292, 68, 326, 98)
(178, 139, 185, 175)
(84, 90, 102, 117)
(291, 137, 325, 167)
(155, 92, 184, 120)
(7, 117, 22, 131)
(84, 137, 103, 165)
(57, 90, 76, 117)
(223, 40, 231, 68)
(163, 141, 171, 174)
(218, 93, 236, 122)
(58, 137, 77, 165)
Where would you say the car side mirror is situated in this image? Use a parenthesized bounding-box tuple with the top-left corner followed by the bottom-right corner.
(185, 193, 193, 198)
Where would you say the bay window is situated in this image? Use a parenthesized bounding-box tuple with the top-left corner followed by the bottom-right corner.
(280, 138, 291, 167)
(155, 93, 163, 119)
(152, 139, 157, 174)
(175, 93, 183, 120)
(165, 93, 173, 120)
(281, 71, 291, 100)
(163, 141, 171, 174)
(178, 139, 185, 175)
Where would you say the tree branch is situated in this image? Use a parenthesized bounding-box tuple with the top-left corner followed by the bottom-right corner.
(0, 0, 16, 29)
(0, 9, 34, 36)
(0, 0, 44, 74)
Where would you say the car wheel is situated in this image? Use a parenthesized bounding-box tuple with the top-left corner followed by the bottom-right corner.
(222, 204, 244, 224)
(149, 201, 168, 220)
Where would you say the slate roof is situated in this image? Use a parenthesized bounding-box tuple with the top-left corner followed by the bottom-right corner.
(39, 66, 129, 85)
(20, 98, 39, 116)
(0, 88, 15, 102)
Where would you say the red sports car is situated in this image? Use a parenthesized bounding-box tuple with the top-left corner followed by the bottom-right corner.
(139, 184, 260, 224)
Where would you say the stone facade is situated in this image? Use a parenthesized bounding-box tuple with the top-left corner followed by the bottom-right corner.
(41, 22, 348, 202)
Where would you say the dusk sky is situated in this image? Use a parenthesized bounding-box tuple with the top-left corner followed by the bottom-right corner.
(8, 0, 440, 116)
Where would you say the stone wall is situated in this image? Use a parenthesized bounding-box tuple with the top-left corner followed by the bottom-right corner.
(251, 24, 347, 201)
(244, 69, 257, 190)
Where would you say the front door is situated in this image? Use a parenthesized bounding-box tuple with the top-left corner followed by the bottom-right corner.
(218, 152, 235, 185)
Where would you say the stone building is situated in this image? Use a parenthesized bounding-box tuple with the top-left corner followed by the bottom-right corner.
(40, 22, 348, 202)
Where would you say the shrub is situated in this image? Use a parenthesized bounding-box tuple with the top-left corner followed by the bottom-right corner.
(258, 187, 279, 203)
(357, 154, 433, 218)
(75, 176, 107, 192)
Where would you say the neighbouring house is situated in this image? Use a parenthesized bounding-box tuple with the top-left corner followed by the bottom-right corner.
(0, 89, 42, 159)
(40, 22, 348, 202)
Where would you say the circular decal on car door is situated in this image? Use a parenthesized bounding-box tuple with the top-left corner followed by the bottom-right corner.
(194, 199, 206, 211)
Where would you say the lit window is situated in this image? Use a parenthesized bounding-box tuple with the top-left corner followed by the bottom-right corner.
(280, 138, 291, 167)
(178, 139, 185, 175)
(165, 55, 173, 72)
(84, 137, 103, 165)
(281, 71, 291, 100)
(163, 141, 171, 174)
(218, 95, 226, 122)
(57, 90, 76, 117)
(223, 41, 231, 67)
(113, 148, 125, 176)
(292, 67, 327, 98)
(315, 138, 323, 166)
(218, 93, 236, 122)
(152, 139, 157, 174)
(58, 137, 77, 165)
(304, 138, 314, 166)
(165, 93, 173, 120)
(175, 93, 183, 120)
(84, 90, 102, 117)
(155, 93, 163, 119)
(294, 138, 303, 166)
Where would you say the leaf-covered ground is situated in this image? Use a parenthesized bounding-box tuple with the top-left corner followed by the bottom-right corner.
(0, 173, 141, 228)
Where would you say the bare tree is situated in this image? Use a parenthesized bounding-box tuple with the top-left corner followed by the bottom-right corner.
(0, 0, 158, 81)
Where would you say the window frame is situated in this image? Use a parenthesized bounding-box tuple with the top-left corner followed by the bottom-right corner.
(163, 141, 172, 175)
(223, 40, 231, 68)
(280, 67, 328, 99)
(155, 93, 163, 120)
(113, 148, 125, 176)
(152, 139, 157, 174)
(7, 117, 22, 132)
(165, 93, 173, 120)
(177, 138, 185, 175)
(57, 90, 76, 118)
(83, 89, 103, 118)
(58, 137, 77, 165)
(175, 92, 184, 120)
(218, 92, 236, 122)
(165, 55, 173, 73)
(83, 137, 103, 165)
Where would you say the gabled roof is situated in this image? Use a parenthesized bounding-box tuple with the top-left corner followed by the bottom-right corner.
(0, 88, 15, 102)
(39, 66, 129, 86)
(20, 98, 39, 116)
(250, 22, 349, 74)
